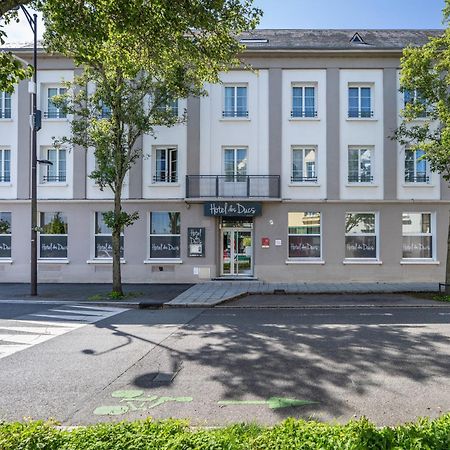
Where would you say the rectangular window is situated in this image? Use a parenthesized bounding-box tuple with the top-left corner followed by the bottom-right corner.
(0, 212, 11, 258)
(224, 148, 247, 181)
(291, 147, 317, 182)
(46, 87, 67, 119)
(153, 147, 177, 183)
(404, 89, 427, 118)
(405, 148, 429, 183)
(402, 213, 433, 259)
(43, 148, 66, 183)
(0, 148, 11, 182)
(223, 85, 248, 118)
(100, 101, 111, 119)
(150, 212, 181, 259)
(345, 213, 377, 259)
(155, 98, 178, 116)
(39, 212, 68, 259)
(288, 212, 321, 258)
(348, 147, 373, 183)
(0, 92, 12, 119)
(291, 85, 316, 117)
(94, 212, 124, 258)
(348, 86, 372, 118)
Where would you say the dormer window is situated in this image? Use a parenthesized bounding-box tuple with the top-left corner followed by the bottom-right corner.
(350, 32, 366, 44)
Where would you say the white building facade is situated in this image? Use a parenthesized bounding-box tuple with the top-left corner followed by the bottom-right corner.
(0, 29, 448, 283)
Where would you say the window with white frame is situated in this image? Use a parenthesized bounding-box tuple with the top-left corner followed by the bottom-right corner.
(0, 148, 11, 183)
(402, 213, 433, 259)
(404, 89, 428, 118)
(149, 212, 180, 259)
(224, 147, 247, 181)
(288, 212, 321, 258)
(291, 85, 317, 118)
(0, 212, 11, 258)
(348, 147, 373, 183)
(39, 212, 68, 259)
(223, 85, 248, 118)
(292, 147, 317, 182)
(94, 212, 124, 258)
(42, 148, 66, 183)
(345, 213, 377, 259)
(0, 92, 12, 119)
(45, 87, 67, 119)
(100, 101, 111, 119)
(155, 98, 178, 116)
(153, 147, 177, 183)
(348, 85, 373, 118)
(404, 148, 429, 183)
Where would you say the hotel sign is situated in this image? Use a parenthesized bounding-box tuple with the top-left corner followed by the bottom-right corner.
(204, 201, 262, 217)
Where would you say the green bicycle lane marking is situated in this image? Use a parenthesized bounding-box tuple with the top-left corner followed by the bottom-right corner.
(94, 390, 317, 416)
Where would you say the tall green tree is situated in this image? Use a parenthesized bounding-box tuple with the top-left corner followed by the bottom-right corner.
(38, 0, 261, 295)
(395, 2, 450, 291)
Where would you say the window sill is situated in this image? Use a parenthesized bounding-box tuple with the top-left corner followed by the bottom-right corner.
(288, 183, 320, 187)
(346, 117, 378, 122)
(38, 258, 69, 264)
(402, 183, 435, 188)
(144, 259, 183, 264)
(42, 118, 68, 122)
(0, 258, 13, 264)
(86, 258, 127, 264)
(38, 183, 69, 187)
(150, 183, 181, 187)
(219, 117, 251, 122)
(400, 259, 440, 265)
(343, 259, 382, 265)
(285, 259, 325, 265)
(288, 117, 320, 122)
(0, 183, 13, 187)
(0, 119, 13, 122)
(345, 183, 378, 188)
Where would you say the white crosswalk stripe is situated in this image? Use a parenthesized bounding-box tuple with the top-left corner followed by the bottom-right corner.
(0, 304, 126, 360)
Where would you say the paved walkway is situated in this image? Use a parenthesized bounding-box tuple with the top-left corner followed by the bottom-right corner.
(165, 281, 439, 307)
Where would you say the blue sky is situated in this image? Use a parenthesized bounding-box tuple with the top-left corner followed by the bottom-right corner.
(2, 0, 447, 43)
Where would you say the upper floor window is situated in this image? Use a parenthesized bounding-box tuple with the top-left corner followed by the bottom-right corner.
(345, 212, 377, 259)
(42, 147, 66, 183)
(404, 89, 427, 118)
(155, 98, 178, 116)
(405, 148, 429, 183)
(100, 102, 111, 119)
(0, 148, 11, 183)
(348, 147, 373, 183)
(291, 147, 317, 182)
(288, 212, 321, 259)
(94, 212, 124, 259)
(0, 92, 12, 119)
(45, 87, 67, 119)
(348, 85, 373, 118)
(0, 212, 11, 259)
(402, 212, 433, 259)
(224, 147, 247, 181)
(153, 147, 178, 183)
(291, 85, 317, 118)
(39, 212, 68, 259)
(223, 85, 248, 118)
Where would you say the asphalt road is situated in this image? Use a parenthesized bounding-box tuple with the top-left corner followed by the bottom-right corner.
(0, 299, 449, 426)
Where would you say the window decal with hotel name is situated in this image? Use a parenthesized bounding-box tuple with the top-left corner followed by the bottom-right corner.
(150, 236, 180, 259)
(204, 202, 262, 217)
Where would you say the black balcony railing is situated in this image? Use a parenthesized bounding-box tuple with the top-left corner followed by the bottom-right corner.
(348, 109, 374, 118)
(291, 175, 318, 183)
(153, 174, 178, 183)
(348, 174, 374, 183)
(0, 175, 11, 182)
(42, 175, 66, 183)
(0, 110, 11, 119)
(405, 173, 430, 183)
(222, 110, 249, 118)
(290, 109, 317, 118)
(44, 110, 67, 119)
(186, 175, 280, 198)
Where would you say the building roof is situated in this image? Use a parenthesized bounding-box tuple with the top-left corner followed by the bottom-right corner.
(2, 29, 444, 53)
(238, 29, 443, 51)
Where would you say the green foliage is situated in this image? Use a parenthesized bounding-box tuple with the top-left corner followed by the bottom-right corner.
(41, 212, 67, 234)
(0, 416, 450, 449)
(432, 294, 450, 302)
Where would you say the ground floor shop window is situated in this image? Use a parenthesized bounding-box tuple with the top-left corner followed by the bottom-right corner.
(0, 212, 11, 258)
(94, 212, 124, 258)
(288, 212, 321, 258)
(39, 212, 68, 258)
(150, 212, 180, 259)
(345, 212, 377, 259)
(402, 212, 433, 259)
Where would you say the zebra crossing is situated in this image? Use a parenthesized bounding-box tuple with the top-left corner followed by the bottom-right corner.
(0, 304, 126, 360)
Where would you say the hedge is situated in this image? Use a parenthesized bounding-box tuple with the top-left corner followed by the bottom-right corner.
(0, 415, 449, 450)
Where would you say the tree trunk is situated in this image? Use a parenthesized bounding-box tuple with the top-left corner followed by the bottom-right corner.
(112, 188, 123, 296)
(446, 209, 450, 295)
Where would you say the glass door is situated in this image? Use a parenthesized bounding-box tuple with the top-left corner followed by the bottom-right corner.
(221, 227, 253, 276)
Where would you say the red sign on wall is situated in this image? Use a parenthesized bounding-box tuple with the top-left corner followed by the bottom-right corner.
(261, 237, 270, 248)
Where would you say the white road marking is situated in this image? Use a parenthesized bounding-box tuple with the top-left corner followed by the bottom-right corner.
(359, 313, 393, 316)
(0, 305, 126, 360)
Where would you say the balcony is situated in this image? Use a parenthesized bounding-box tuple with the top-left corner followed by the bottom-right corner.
(186, 175, 280, 199)
(348, 174, 374, 183)
(290, 109, 317, 118)
(405, 173, 429, 183)
(348, 109, 374, 119)
(291, 175, 318, 183)
(44, 110, 67, 119)
(42, 175, 66, 183)
(222, 110, 249, 118)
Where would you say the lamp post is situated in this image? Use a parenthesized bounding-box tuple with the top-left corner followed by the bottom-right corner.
(16, 7, 41, 295)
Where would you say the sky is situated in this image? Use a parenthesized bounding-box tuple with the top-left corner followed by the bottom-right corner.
(1, 0, 447, 44)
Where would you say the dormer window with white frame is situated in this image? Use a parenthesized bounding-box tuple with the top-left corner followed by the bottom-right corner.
(348, 84, 373, 118)
(291, 84, 317, 118)
(223, 84, 248, 118)
(44, 86, 67, 119)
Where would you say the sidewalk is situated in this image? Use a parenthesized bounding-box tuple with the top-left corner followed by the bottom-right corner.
(165, 281, 439, 307)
